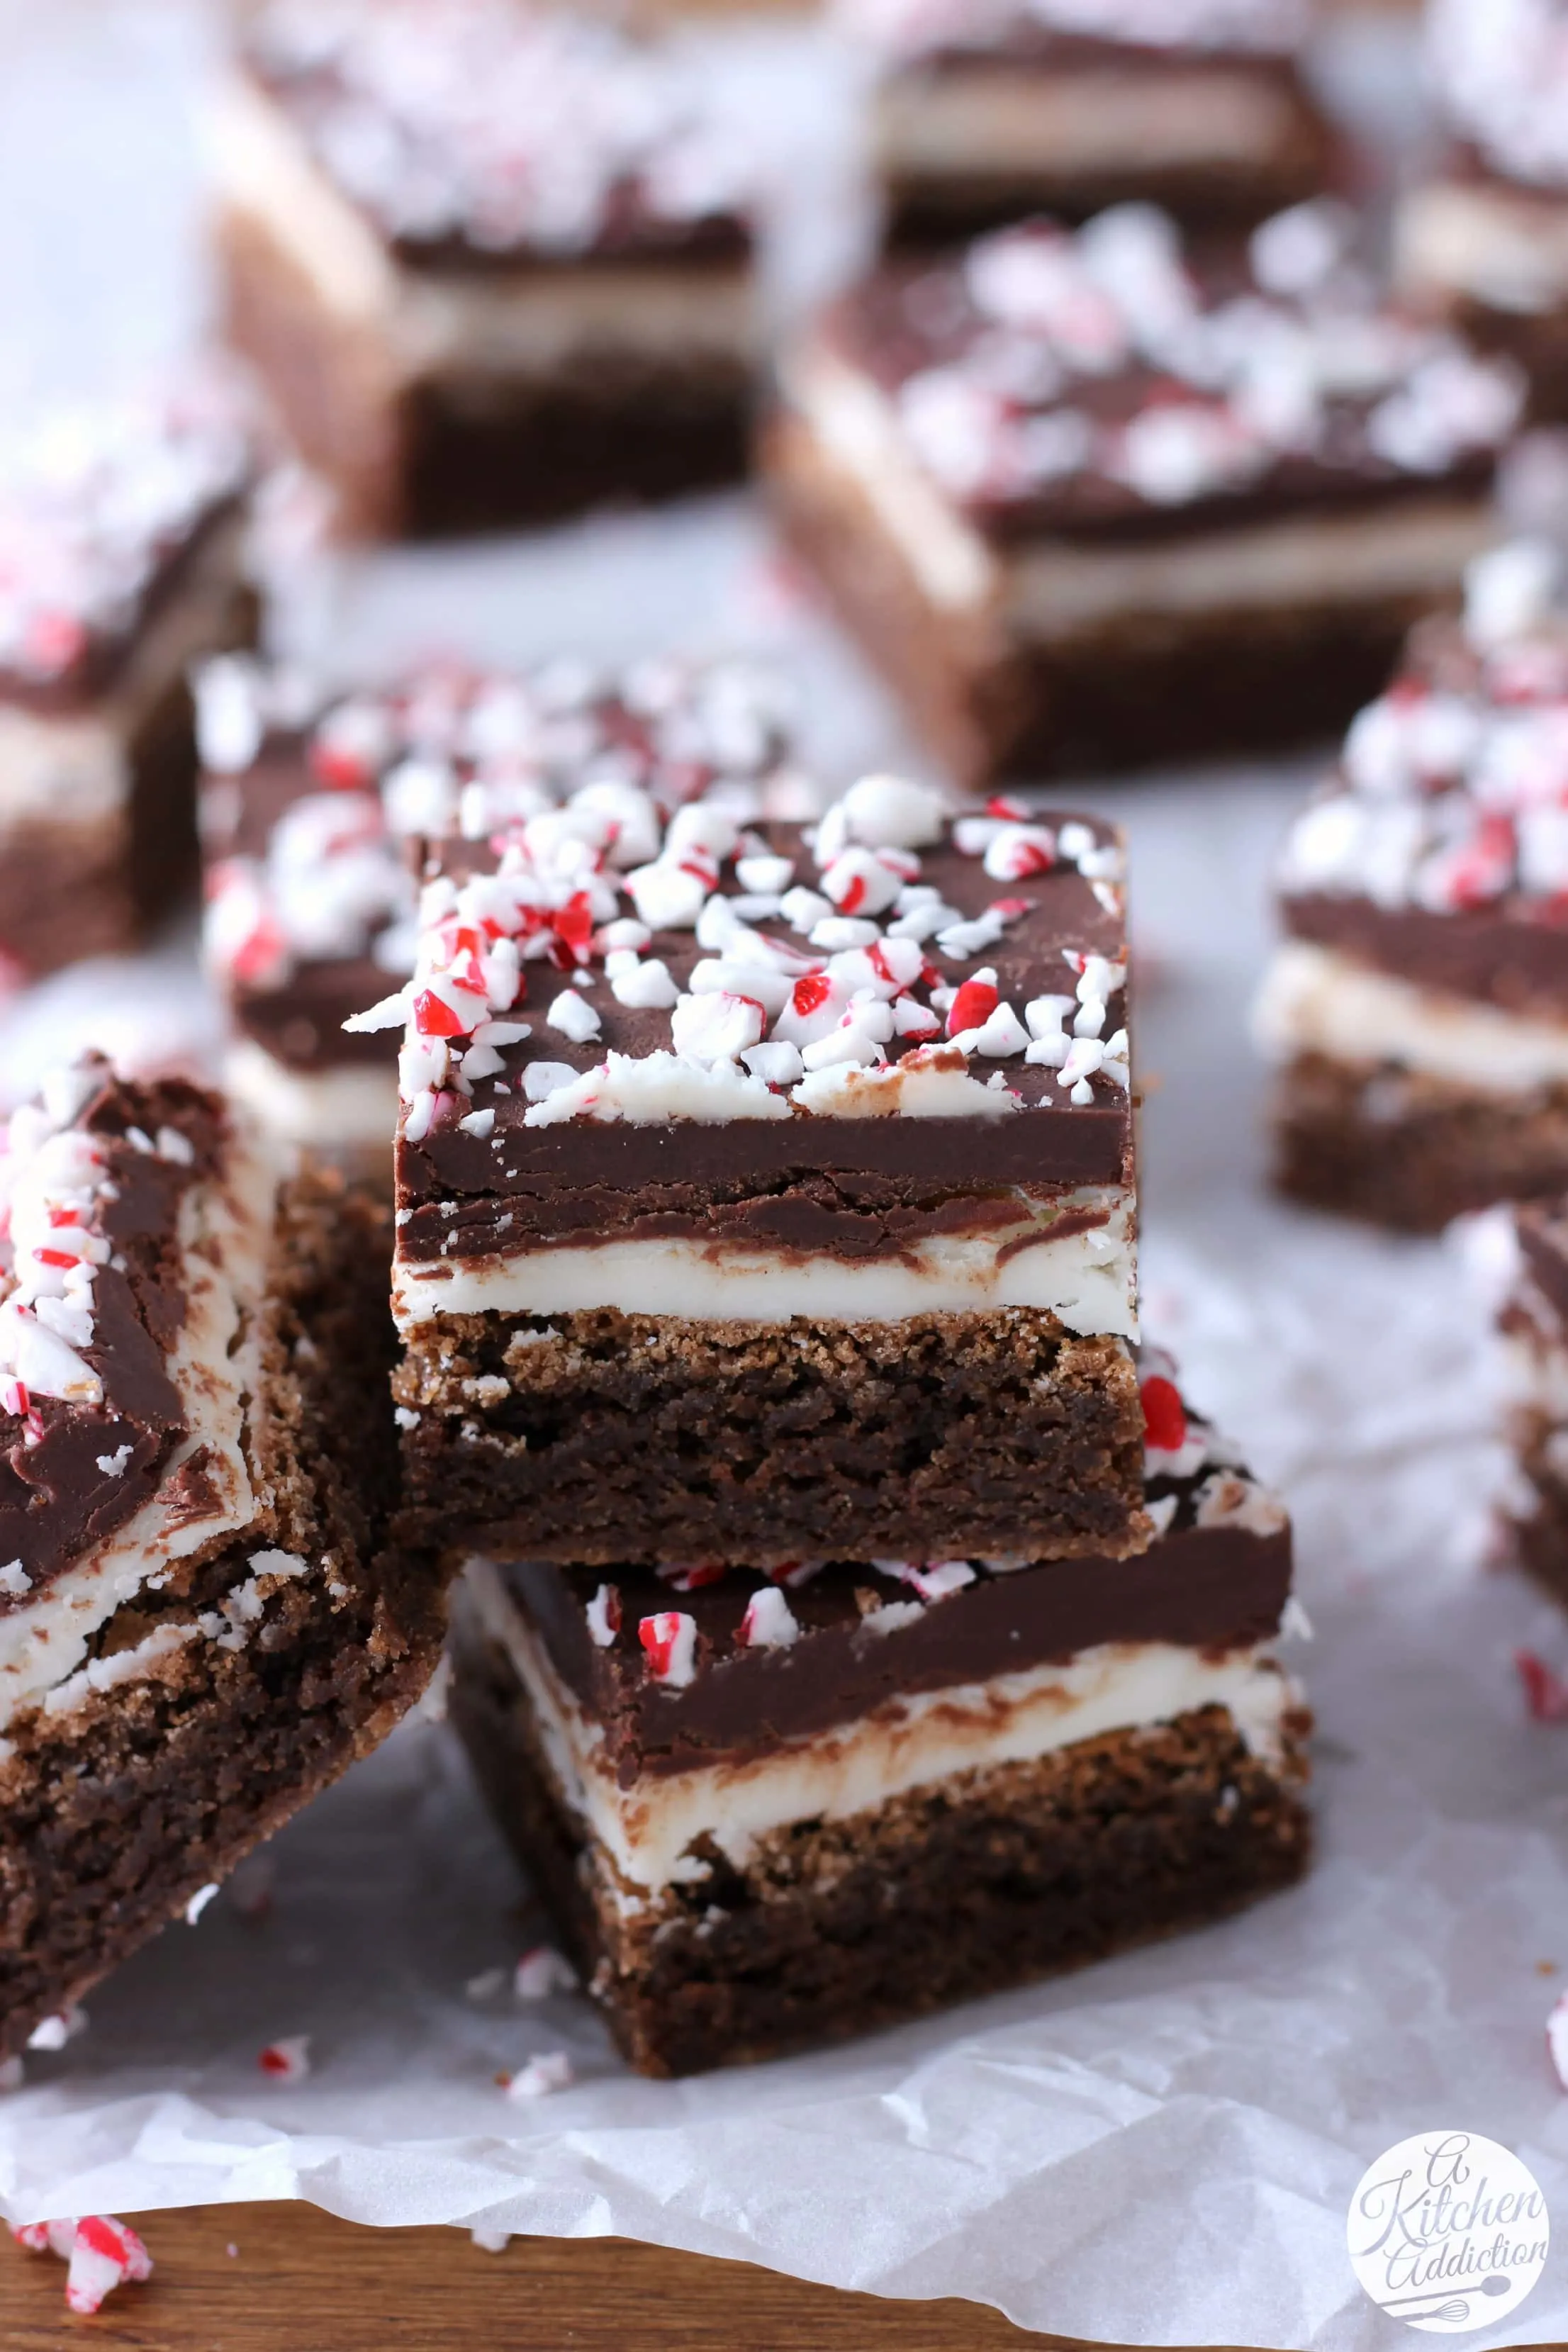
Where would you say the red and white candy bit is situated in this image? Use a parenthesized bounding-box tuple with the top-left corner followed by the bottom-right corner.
(1140, 1375, 1187, 1456)
(1516, 1650, 1568, 1724)
(25, 2002, 87, 2052)
(584, 1582, 622, 1648)
(739, 1586, 800, 1648)
(502, 2051, 575, 2101)
(65, 2216, 153, 2314)
(638, 1611, 698, 1687)
(257, 2034, 312, 2081)
(12, 2216, 152, 2314)
(888, 1559, 976, 1603)
(946, 974, 999, 1038)
(656, 1561, 727, 1591)
(514, 1946, 578, 2001)
(1550, 1993, 1568, 2093)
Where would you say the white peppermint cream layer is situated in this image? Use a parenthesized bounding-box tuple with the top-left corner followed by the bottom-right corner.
(784, 342, 1496, 629)
(0, 510, 249, 831)
(213, 76, 757, 382)
(393, 1186, 1136, 1336)
(0, 1128, 277, 1735)
(464, 1557, 1297, 1903)
(876, 60, 1303, 183)
(223, 1036, 398, 1163)
(1399, 178, 1568, 319)
(1253, 939, 1568, 1096)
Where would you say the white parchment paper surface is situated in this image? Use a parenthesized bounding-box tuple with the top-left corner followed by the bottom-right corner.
(0, 7, 1565, 2348)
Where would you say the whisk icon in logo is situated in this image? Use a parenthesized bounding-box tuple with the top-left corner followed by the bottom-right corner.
(1346, 2130, 1549, 2334)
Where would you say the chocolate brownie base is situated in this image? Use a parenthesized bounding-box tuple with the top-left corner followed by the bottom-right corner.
(0, 817, 135, 977)
(766, 407, 1447, 787)
(393, 1308, 1148, 1568)
(220, 204, 750, 542)
(451, 1594, 1311, 2077)
(1270, 1051, 1568, 1232)
(1509, 1461, 1568, 1612)
(0, 1174, 444, 2059)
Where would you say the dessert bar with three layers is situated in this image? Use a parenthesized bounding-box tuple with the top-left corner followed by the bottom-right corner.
(214, 0, 758, 539)
(845, 0, 1333, 249)
(1255, 543, 1568, 1231)
(1497, 1196, 1568, 1611)
(198, 654, 807, 1167)
(0, 1058, 443, 2059)
(449, 1369, 1310, 2076)
(1398, 0, 1568, 426)
(768, 198, 1520, 785)
(378, 775, 1143, 1567)
(0, 381, 257, 980)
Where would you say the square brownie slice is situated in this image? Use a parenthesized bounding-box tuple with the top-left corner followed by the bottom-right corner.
(1256, 541, 1568, 1230)
(449, 1362, 1310, 2076)
(0, 379, 257, 980)
(845, 0, 1333, 248)
(768, 201, 1521, 785)
(213, 0, 758, 539)
(374, 777, 1143, 1567)
(1398, 0, 1568, 427)
(198, 654, 805, 1172)
(0, 1056, 443, 2060)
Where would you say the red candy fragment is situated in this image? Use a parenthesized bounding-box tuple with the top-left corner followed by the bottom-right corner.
(1516, 1650, 1568, 1723)
(1141, 1375, 1187, 1455)
(13, 2215, 152, 2315)
(946, 978, 999, 1038)
(413, 988, 469, 1038)
(638, 1611, 697, 1686)
(791, 971, 831, 1017)
(257, 2034, 311, 2081)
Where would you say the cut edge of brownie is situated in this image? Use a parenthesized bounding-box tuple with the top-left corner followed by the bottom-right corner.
(393, 1306, 1150, 1568)
(0, 1168, 444, 2059)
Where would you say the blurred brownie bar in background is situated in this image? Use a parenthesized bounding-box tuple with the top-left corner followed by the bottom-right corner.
(198, 653, 808, 1167)
(1398, 0, 1568, 425)
(378, 779, 1142, 1568)
(844, 0, 1333, 249)
(767, 201, 1519, 788)
(1255, 542, 1568, 1230)
(450, 1364, 1309, 2076)
(213, 0, 759, 540)
(0, 1056, 443, 2061)
(0, 380, 257, 982)
(1497, 1195, 1568, 1610)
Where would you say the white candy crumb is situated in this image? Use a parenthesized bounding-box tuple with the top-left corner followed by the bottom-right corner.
(184, 1883, 220, 1926)
(504, 2051, 574, 2100)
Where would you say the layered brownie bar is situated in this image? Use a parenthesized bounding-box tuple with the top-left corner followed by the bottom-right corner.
(0, 382, 257, 980)
(1497, 1197, 1568, 1609)
(767, 201, 1521, 785)
(376, 778, 1142, 1566)
(214, 0, 758, 540)
(0, 1056, 442, 2059)
(1397, 0, 1568, 425)
(1255, 540, 1568, 1231)
(844, 0, 1333, 248)
(450, 1366, 1310, 2075)
(199, 654, 805, 1167)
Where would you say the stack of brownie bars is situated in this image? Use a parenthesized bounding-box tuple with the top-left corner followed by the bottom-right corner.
(335, 723, 1314, 2073)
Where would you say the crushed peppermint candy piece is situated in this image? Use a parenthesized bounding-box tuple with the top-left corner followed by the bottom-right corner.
(1516, 1650, 1568, 1724)
(257, 2034, 312, 2081)
(514, 1945, 578, 2001)
(12, 2216, 153, 2315)
(585, 1583, 622, 1647)
(503, 2050, 575, 2100)
(639, 1611, 698, 1686)
(739, 1586, 801, 1647)
(1140, 1375, 1188, 1456)
(26, 2003, 87, 2052)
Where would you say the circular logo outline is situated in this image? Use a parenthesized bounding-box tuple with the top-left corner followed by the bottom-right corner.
(1346, 2129, 1550, 2334)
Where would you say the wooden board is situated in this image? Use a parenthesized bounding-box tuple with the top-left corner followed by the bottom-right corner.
(0, 2202, 1265, 2351)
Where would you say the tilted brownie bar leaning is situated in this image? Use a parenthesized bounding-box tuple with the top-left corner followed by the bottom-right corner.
(1397, 0, 1568, 427)
(842, 0, 1333, 249)
(198, 653, 811, 1170)
(366, 773, 1144, 1566)
(766, 199, 1521, 786)
(0, 376, 258, 980)
(0, 1056, 444, 2061)
(213, 0, 759, 539)
(1495, 1197, 1568, 1611)
(1255, 541, 1568, 1231)
(449, 1360, 1311, 2076)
